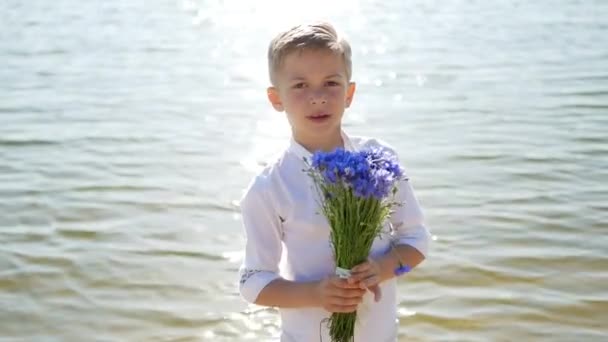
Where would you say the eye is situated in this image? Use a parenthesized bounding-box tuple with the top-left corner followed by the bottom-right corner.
(326, 81, 340, 86)
(293, 82, 306, 89)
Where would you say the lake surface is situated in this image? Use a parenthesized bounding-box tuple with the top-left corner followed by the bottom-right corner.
(1, 0, 607, 341)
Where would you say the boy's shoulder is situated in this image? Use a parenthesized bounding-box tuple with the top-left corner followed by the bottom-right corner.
(349, 134, 399, 156)
(349, 134, 409, 174)
(239, 146, 291, 204)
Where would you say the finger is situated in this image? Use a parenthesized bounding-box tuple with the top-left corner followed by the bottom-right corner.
(361, 275, 381, 289)
(349, 270, 372, 283)
(330, 287, 366, 298)
(349, 273, 369, 288)
(328, 304, 359, 313)
(329, 277, 349, 288)
(328, 295, 362, 308)
(330, 277, 354, 286)
(351, 262, 371, 273)
(369, 285, 382, 302)
(334, 278, 363, 289)
(329, 296, 362, 305)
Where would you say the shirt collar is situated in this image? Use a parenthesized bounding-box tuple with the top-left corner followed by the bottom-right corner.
(288, 130, 356, 162)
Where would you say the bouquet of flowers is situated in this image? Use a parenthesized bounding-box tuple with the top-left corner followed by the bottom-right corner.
(304, 146, 405, 342)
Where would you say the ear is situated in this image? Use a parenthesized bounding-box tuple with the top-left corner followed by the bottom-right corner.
(345, 82, 356, 108)
(267, 87, 284, 112)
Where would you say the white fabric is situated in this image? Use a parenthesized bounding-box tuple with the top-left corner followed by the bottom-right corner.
(238, 131, 431, 342)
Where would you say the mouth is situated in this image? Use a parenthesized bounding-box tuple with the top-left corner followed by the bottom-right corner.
(307, 113, 331, 122)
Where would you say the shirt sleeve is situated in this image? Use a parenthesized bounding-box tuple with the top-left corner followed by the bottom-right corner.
(238, 176, 283, 303)
(390, 175, 431, 258)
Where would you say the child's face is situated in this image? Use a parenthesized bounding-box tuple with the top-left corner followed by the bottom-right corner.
(267, 49, 356, 146)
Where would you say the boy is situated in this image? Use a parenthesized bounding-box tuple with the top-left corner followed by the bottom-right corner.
(238, 21, 430, 341)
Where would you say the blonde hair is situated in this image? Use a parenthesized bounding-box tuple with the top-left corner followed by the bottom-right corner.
(267, 21, 352, 86)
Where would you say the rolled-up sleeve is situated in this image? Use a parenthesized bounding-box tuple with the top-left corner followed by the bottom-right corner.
(238, 176, 282, 303)
(390, 176, 431, 258)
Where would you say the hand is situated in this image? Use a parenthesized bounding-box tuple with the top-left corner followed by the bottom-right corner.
(314, 276, 367, 313)
(349, 258, 382, 302)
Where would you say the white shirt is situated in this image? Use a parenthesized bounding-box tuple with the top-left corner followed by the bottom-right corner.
(238, 131, 430, 342)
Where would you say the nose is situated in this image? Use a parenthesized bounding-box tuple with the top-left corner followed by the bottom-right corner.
(309, 89, 327, 105)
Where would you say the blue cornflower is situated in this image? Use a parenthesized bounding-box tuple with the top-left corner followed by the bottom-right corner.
(308, 146, 403, 200)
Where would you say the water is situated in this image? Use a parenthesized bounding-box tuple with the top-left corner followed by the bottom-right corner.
(1, 0, 607, 341)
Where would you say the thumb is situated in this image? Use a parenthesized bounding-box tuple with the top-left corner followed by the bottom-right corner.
(369, 284, 382, 302)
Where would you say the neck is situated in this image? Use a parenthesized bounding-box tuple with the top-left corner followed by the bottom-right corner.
(293, 129, 344, 153)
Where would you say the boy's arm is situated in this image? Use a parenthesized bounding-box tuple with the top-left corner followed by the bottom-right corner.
(351, 176, 430, 287)
(255, 279, 319, 307)
(349, 177, 429, 292)
(373, 244, 425, 283)
(388, 177, 430, 265)
(350, 243, 426, 290)
(239, 177, 366, 312)
(238, 177, 283, 303)
(256, 276, 366, 313)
